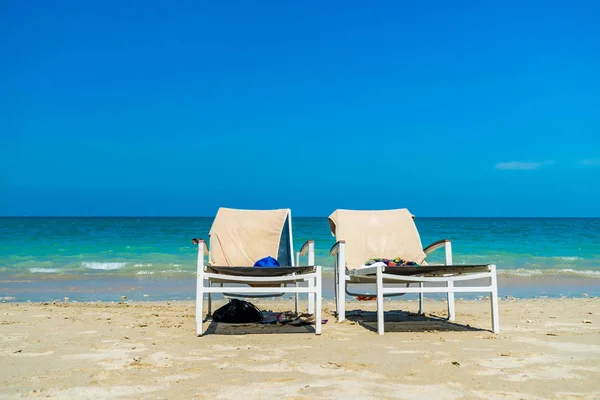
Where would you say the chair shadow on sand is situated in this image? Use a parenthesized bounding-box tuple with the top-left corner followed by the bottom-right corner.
(344, 308, 485, 333)
(202, 319, 320, 336)
(199, 309, 484, 335)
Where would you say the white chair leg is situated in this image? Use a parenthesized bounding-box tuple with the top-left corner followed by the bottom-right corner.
(418, 282, 424, 315)
(295, 282, 299, 315)
(308, 278, 315, 314)
(336, 246, 346, 322)
(447, 280, 456, 321)
(490, 265, 500, 333)
(333, 265, 339, 318)
(315, 267, 322, 335)
(337, 275, 346, 322)
(196, 289, 204, 336)
(207, 281, 212, 318)
(376, 266, 385, 335)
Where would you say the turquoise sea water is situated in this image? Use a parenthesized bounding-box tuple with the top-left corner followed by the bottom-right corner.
(1, 217, 599, 301)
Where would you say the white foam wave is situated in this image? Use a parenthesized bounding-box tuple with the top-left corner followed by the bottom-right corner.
(134, 263, 153, 267)
(82, 262, 128, 270)
(499, 268, 600, 278)
(557, 256, 583, 261)
(29, 268, 60, 273)
(136, 269, 185, 276)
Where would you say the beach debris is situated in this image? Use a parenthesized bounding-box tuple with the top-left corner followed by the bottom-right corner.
(121, 296, 127, 300)
(547, 333, 558, 336)
(356, 296, 376, 301)
(582, 293, 589, 297)
(133, 357, 141, 363)
(452, 361, 460, 366)
(583, 320, 593, 324)
(500, 353, 511, 357)
(328, 362, 342, 368)
(14, 349, 22, 353)
(123, 336, 130, 340)
(526, 319, 533, 323)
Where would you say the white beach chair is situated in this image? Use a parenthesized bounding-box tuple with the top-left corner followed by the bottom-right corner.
(193, 208, 322, 336)
(329, 209, 499, 335)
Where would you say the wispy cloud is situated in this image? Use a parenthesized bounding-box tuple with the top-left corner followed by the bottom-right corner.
(581, 159, 600, 166)
(495, 161, 555, 170)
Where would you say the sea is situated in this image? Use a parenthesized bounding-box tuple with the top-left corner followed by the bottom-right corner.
(1, 217, 599, 302)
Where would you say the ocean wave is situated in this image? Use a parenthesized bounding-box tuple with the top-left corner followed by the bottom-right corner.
(82, 262, 128, 270)
(29, 268, 61, 273)
(498, 268, 600, 278)
(136, 269, 186, 276)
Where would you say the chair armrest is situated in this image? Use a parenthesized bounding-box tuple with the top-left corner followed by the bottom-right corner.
(423, 239, 450, 255)
(330, 240, 345, 256)
(298, 240, 314, 256)
(192, 238, 209, 255)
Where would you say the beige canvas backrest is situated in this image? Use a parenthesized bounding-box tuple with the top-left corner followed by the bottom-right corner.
(328, 209, 426, 270)
(209, 208, 292, 266)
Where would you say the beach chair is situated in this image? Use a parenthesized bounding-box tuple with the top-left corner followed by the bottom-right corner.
(193, 208, 322, 336)
(329, 209, 499, 335)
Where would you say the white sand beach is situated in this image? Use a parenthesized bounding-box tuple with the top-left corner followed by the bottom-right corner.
(1, 298, 599, 399)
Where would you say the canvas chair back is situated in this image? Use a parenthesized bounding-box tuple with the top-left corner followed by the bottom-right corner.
(328, 209, 426, 270)
(209, 208, 293, 267)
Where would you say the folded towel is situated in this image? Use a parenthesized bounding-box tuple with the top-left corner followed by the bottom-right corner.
(356, 261, 387, 270)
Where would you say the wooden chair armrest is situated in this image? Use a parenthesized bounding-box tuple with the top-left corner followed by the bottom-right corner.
(192, 238, 209, 255)
(298, 240, 314, 256)
(330, 240, 345, 256)
(423, 239, 450, 255)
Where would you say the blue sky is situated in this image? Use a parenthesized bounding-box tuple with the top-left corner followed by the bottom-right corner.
(1, 0, 599, 217)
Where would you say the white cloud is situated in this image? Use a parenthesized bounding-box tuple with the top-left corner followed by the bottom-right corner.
(495, 161, 555, 170)
(581, 159, 600, 166)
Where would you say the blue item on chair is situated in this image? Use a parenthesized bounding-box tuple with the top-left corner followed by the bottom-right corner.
(253, 256, 280, 268)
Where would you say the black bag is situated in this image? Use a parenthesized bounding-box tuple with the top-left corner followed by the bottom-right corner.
(212, 299, 263, 323)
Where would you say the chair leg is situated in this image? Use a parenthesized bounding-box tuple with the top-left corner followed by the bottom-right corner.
(447, 280, 456, 321)
(196, 289, 204, 336)
(337, 275, 346, 322)
(376, 267, 385, 335)
(315, 268, 322, 335)
(295, 283, 299, 315)
(308, 277, 315, 314)
(418, 283, 424, 315)
(207, 281, 212, 318)
(490, 266, 500, 333)
(334, 268, 339, 317)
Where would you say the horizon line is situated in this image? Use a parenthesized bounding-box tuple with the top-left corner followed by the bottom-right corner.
(1, 215, 600, 219)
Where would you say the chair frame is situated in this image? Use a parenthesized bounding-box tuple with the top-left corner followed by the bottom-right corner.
(331, 239, 499, 335)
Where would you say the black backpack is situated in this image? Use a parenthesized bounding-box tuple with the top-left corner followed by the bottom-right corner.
(212, 299, 263, 323)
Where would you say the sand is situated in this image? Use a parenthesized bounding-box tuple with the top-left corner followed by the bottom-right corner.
(1, 298, 599, 399)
